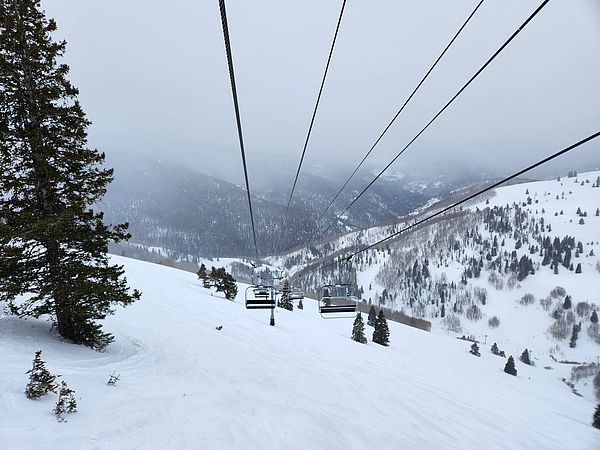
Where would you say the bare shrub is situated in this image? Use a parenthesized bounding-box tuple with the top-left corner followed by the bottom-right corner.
(571, 363, 599, 382)
(356, 303, 431, 332)
(550, 286, 566, 299)
(548, 318, 569, 340)
(443, 313, 462, 333)
(540, 297, 552, 311)
(473, 287, 487, 305)
(588, 323, 600, 344)
(488, 316, 500, 328)
(506, 275, 517, 290)
(488, 272, 504, 290)
(466, 304, 482, 321)
(575, 301, 591, 319)
(520, 293, 535, 305)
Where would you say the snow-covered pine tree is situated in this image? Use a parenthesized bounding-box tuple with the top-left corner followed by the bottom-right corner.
(0, 0, 140, 350)
(25, 350, 58, 399)
(197, 264, 208, 283)
(367, 305, 376, 326)
(351, 312, 367, 344)
(504, 356, 517, 376)
(491, 342, 499, 355)
(372, 310, 390, 346)
(470, 342, 480, 357)
(53, 381, 77, 422)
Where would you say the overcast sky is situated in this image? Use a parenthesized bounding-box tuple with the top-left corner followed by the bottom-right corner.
(43, 0, 600, 181)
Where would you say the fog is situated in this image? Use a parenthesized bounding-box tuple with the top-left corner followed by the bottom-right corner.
(44, 0, 600, 184)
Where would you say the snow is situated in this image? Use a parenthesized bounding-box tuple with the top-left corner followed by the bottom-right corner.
(1, 256, 599, 449)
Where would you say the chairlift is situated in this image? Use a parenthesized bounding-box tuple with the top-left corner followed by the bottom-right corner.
(318, 283, 357, 319)
(289, 291, 304, 301)
(245, 285, 275, 309)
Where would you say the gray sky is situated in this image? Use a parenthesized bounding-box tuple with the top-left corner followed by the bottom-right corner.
(43, 0, 600, 181)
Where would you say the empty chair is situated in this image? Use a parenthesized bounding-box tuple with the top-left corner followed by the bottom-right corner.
(245, 285, 275, 309)
(318, 283, 357, 319)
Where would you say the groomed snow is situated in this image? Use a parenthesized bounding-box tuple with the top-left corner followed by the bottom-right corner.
(1, 256, 598, 449)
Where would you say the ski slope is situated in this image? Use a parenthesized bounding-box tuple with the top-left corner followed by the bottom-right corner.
(1, 256, 598, 449)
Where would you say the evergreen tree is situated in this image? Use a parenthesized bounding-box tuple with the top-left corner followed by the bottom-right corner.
(575, 263, 582, 274)
(53, 381, 77, 422)
(0, 1, 140, 350)
(297, 298, 303, 310)
(196, 264, 208, 282)
(491, 342, 499, 355)
(25, 350, 58, 399)
(351, 312, 367, 344)
(569, 324, 579, 348)
(212, 267, 238, 300)
(563, 295, 572, 309)
(470, 342, 480, 357)
(593, 402, 600, 429)
(372, 310, 390, 346)
(591, 310, 598, 324)
(520, 349, 532, 365)
(367, 305, 376, 326)
(504, 356, 517, 376)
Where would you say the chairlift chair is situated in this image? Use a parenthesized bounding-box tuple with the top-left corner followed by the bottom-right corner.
(318, 283, 357, 319)
(245, 285, 275, 309)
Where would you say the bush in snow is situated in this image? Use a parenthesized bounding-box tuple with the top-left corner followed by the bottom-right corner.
(53, 381, 77, 422)
(504, 356, 517, 376)
(587, 323, 600, 345)
(488, 316, 500, 328)
(466, 304, 482, 321)
(575, 302, 591, 319)
(570, 363, 599, 383)
(470, 342, 481, 357)
(25, 351, 58, 399)
(550, 286, 566, 299)
(487, 272, 504, 290)
(443, 313, 462, 333)
(548, 318, 570, 340)
(519, 293, 535, 306)
(539, 297, 552, 311)
(506, 275, 517, 290)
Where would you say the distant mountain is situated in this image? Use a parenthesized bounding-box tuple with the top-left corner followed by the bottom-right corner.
(102, 153, 494, 257)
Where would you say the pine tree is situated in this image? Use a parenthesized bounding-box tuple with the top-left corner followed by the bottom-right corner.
(470, 342, 480, 357)
(520, 349, 532, 365)
(563, 295, 572, 309)
(367, 305, 376, 326)
(569, 324, 579, 348)
(591, 310, 598, 324)
(196, 264, 208, 282)
(212, 267, 238, 300)
(351, 312, 367, 344)
(593, 402, 600, 429)
(53, 381, 77, 422)
(575, 263, 582, 274)
(504, 356, 517, 376)
(0, 1, 140, 350)
(372, 310, 390, 346)
(297, 298, 303, 310)
(491, 342, 499, 355)
(25, 350, 58, 399)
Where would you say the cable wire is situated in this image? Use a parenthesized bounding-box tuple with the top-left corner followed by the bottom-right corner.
(317, 0, 550, 239)
(286, 0, 348, 211)
(218, 0, 260, 262)
(315, 0, 486, 225)
(304, 129, 600, 276)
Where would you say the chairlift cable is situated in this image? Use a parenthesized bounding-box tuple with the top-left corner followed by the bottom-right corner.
(314, 0, 486, 226)
(285, 0, 348, 211)
(218, 0, 260, 263)
(303, 130, 600, 276)
(316, 0, 550, 240)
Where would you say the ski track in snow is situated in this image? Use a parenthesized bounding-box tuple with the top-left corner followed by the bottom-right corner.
(1, 255, 599, 449)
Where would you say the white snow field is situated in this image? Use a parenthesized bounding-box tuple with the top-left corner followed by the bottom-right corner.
(1, 256, 598, 449)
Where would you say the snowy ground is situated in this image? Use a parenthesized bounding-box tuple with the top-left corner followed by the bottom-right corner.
(1, 256, 598, 449)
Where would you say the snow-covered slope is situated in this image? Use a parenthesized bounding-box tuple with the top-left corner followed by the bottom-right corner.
(1, 256, 598, 449)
